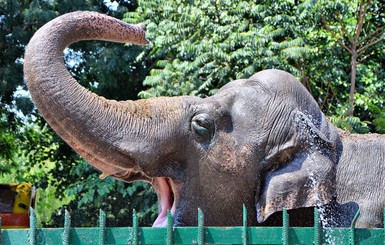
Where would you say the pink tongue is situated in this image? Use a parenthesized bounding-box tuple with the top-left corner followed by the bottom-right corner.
(153, 215, 168, 227)
(152, 178, 172, 227)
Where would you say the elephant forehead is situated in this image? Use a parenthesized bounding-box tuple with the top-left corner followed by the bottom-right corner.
(209, 86, 270, 120)
(216, 82, 269, 100)
(191, 98, 224, 114)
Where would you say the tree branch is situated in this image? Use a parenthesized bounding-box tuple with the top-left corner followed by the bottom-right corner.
(353, 0, 363, 41)
(364, 19, 370, 35)
(359, 52, 372, 63)
(353, 0, 370, 45)
(361, 25, 385, 43)
(358, 34, 385, 53)
(334, 12, 353, 45)
(321, 15, 352, 54)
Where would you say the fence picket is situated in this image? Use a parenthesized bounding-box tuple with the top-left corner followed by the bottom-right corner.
(350, 209, 360, 245)
(242, 205, 248, 245)
(1, 208, 385, 244)
(131, 210, 138, 245)
(62, 210, 71, 245)
(282, 209, 289, 245)
(313, 208, 321, 245)
(166, 211, 173, 245)
(28, 208, 36, 245)
(98, 210, 106, 245)
(197, 208, 204, 245)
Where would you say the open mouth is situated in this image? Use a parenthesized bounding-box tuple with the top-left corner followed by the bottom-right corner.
(151, 177, 180, 227)
(105, 170, 181, 227)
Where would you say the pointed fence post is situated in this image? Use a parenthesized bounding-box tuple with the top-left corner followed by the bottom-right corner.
(282, 209, 289, 245)
(131, 209, 139, 245)
(29, 208, 36, 245)
(350, 209, 360, 245)
(313, 208, 321, 245)
(62, 210, 71, 245)
(197, 209, 204, 245)
(98, 210, 106, 245)
(166, 210, 173, 245)
(242, 205, 248, 245)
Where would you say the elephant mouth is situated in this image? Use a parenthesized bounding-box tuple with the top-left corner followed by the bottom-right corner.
(107, 169, 181, 227)
(152, 177, 180, 227)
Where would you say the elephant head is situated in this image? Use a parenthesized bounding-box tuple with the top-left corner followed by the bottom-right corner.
(24, 11, 340, 226)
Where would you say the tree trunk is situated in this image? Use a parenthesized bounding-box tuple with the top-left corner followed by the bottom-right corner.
(349, 50, 358, 117)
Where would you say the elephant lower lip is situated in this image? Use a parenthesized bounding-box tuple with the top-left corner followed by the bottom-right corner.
(152, 177, 180, 227)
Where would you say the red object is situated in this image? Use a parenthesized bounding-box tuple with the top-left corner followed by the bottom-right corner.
(0, 213, 29, 228)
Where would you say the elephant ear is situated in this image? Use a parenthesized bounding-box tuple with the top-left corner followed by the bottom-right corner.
(256, 109, 337, 223)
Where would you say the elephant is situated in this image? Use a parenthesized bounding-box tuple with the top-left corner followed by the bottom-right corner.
(24, 11, 385, 228)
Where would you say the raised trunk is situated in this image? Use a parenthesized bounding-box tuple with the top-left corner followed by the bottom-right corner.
(24, 11, 183, 179)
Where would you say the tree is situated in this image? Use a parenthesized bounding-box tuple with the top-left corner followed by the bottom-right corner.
(125, 0, 314, 98)
(320, 0, 385, 116)
(0, 0, 56, 174)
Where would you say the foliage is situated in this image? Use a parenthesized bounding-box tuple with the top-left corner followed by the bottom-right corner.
(125, 0, 314, 98)
(317, 0, 385, 117)
(49, 162, 157, 227)
(0, 0, 57, 175)
(306, 0, 385, 131)
(0, 107, 17, 173)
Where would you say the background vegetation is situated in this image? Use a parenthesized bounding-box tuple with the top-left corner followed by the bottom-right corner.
(1, 0, 384, 226)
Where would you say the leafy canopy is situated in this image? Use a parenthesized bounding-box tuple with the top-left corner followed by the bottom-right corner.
(125, 0, 314, 98)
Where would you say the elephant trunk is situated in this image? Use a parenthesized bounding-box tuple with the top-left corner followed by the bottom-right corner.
(24, 11, 185, 179)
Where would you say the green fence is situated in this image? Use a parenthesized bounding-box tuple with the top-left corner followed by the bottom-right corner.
(1, 206, 385, 245)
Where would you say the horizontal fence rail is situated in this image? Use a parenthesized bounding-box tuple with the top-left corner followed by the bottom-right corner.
(1, 206, 385, 245)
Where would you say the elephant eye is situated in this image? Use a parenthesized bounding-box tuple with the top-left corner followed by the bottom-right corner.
(191, 113, 214, 143)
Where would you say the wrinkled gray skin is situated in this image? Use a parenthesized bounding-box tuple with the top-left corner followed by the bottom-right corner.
(24, 11, 385, 227)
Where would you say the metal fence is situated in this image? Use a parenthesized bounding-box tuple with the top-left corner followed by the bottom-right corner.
(1, 206, 384, 245)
